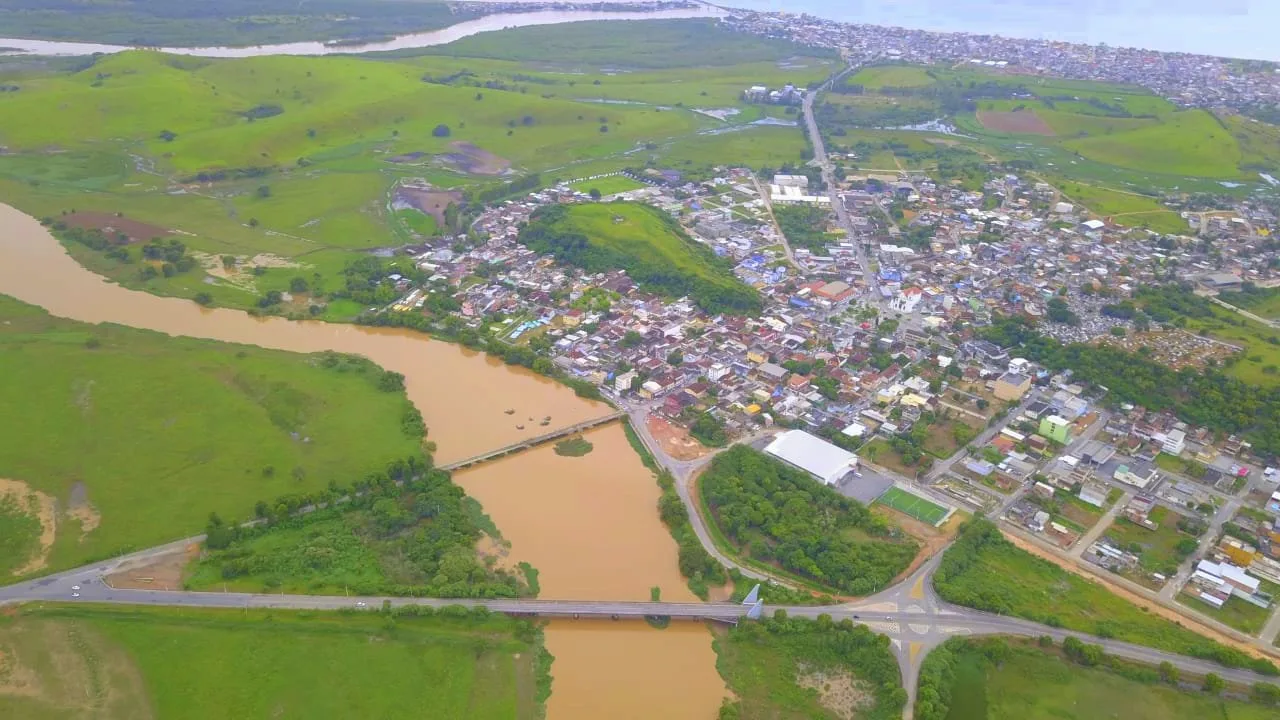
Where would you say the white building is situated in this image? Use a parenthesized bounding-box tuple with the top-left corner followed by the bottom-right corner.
(1160, 429, 1186, 456)
(764, 430, 858, 486)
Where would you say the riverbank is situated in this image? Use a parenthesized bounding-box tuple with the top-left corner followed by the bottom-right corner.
(0, 5, 724, 58)
(0, 200, 731, 719)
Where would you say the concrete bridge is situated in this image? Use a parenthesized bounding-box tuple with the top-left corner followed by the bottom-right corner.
(438, 411, 626, 471)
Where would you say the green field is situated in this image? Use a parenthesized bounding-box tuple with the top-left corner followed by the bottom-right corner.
(918, 636, 1278, 720)
(1051, 178, 1188, 234)
(715, 614, 906, 720)
(933, 519, 1271, 672)
(874, 486, 949, 525)
(846, 65, 935, 90)
(0, 294, 421, 576)
(822, 62, 1280, 194)
(518, 201, 761, 315)
(1186, 306, 1280, 386)
(0, 603, 547, 720)
(568, 175, 645, 196)
(1102, 506, 1199, 577)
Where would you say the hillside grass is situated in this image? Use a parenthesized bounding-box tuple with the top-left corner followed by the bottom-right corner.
(920, 636, 1277, 720)
(1185, 306, 1280, 387)
(846, 64, 934, 90)
(0, 603, 545, 720)
(1064, 110, 1242, 178)
(0, 294, 420, 576)
(518, 201, 760, 315)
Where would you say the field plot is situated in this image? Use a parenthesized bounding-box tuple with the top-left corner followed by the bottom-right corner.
(845, 64, 935, 90)
(875, 486, 949, 526)
(0, 603, 546, 720)
(0, 294, 420, 575)
(977, 109, 1055, 135)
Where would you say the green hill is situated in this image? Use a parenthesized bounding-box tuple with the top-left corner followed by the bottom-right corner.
(517, 202, 761, 315)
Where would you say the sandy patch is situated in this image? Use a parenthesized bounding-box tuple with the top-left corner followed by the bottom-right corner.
(646, 416, 708, 461)
(105, 543, 199, 591)
(475, 534, 519, 573)
(393, 183, 464, 223)
(977, 109, 1056, 135)
(66, 481, 100, 537)
(192, 251, 305, 291)
(60, 211, 171, 244)
(880, 507, 966, 584)
(795, 664, 872, 720)
(1003, 529, 1273, 661)
(0, 479, 58, 576)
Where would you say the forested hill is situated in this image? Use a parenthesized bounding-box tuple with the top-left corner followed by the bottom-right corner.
(517, 202, 762, 316)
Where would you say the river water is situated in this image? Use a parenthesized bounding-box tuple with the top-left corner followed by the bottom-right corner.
(0, 6, 723, 58)
(0, 202, 727, 718)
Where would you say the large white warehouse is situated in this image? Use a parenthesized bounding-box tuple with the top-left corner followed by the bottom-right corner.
(764, 429, 858, 486)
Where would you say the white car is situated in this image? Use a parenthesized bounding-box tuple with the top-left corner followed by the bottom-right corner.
(355, 601, 367, 608)
(71, 585, 80, 591)
(71, 592, 80, 598)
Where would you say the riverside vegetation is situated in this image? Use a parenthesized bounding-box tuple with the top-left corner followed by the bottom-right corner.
(0, 293, 422, 575)
(700, 446, 918, 596)
(0, 602, 551, 720)
(917, 635, 1280, 720)
(934, 518, 1277, 674)
(715, 613, 906, 720)
(188, 456, 533, 598)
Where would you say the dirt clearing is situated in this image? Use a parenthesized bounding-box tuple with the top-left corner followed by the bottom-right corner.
(977, 109, 1056, 136)
(439, 141, 511, 176)
(646, 415, 709, 461)
(105, 543, 199, 591)
(61, 212, 171, 243)
(795, 664, 873, 719)
(881, 507, 967, 583)
(393, 183, 464, 223)
(0, 478, 58, 576)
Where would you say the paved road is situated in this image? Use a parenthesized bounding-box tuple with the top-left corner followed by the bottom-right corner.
(1069, 490, 1131, 559)
(4, 553, 1276, 696)
(621, 403, 776, 583)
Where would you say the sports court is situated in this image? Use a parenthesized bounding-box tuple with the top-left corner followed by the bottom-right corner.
(874, 486, 951, 526)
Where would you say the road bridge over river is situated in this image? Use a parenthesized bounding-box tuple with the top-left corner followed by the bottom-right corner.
(437, 411, 625, 471)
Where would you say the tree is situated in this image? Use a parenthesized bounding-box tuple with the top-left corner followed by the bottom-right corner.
(667, 350, 684, 366)
(1158, 661, 1179, 684)
(290, 276, 310, 294)
(432, 124, 451, 137)
(589, 188, 602, 200)
(1251, 681, 1280, 705)
(194, 292, 214, 306)
(158, 129, 177, 142)
(256, 185, 272, 199)
(621, 330, 644, 348)
(1203, 672, 1225, 694)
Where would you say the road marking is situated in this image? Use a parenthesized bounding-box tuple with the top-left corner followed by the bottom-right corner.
(910, 575, 925, 600)
(909, 641, 923, 665)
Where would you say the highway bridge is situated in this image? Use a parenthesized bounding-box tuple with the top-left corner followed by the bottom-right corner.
(438, 411, 626, 471)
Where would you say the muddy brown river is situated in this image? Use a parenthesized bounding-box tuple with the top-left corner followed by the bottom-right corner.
(0, 202, 727, 718)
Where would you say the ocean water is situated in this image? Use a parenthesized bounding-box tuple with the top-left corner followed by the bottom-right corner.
(722, 0, 1276, 61)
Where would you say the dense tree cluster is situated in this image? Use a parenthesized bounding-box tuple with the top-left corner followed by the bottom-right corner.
(773, 204, 832, 254)
(699, 447, 917, 594)
(688, 412, 728, 447)
(982, 315, 1280, 458)
(199, 456, 529, 598)
(517, 204, 762, 316)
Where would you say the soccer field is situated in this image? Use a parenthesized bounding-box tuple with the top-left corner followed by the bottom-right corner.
(875, 487, 950, 525)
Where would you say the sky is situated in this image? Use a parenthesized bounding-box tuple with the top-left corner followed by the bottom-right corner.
(718, 0, 1278, 61)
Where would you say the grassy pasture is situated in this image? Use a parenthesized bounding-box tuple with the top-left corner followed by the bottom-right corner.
(0, 603, 544, 720)
(1051, 178, 1188, 234)
(929, 637, 1277, 720)
(846, 64, 934, 89)
(0, 294, 420, 575)
(1064, 110, 1242, 178)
